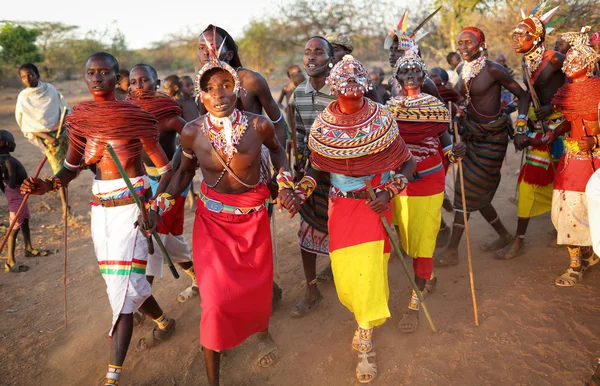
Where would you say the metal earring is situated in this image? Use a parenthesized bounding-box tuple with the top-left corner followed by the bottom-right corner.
(479, 47, 483, 52)
(328, 63, 333, 68)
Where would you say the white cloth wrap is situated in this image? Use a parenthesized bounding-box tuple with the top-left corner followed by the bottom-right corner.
(15, 82, 68, 151)
(551, 189, 591, 246)
(91, 177, 151, 336)
(146, 233, 192, 277)
(586, 169, 600, 255)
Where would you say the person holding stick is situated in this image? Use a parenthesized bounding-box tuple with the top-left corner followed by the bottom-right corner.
(126, 64, 199, 304)
(0, 130, 51, 272)
(386, 50, 465, 332)
(498, 4, 566, 260)
(20, 52, 177, 386)
(285, 54, 416, 383)
(161, 42, 296, 386)
(546, 31, 600, 286)
(15, 63, 70, 219)
(434, 27, 530, 267)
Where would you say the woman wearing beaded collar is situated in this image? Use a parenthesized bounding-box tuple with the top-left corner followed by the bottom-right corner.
(286, 55, 415, 383)
(386, 50, 466, 333)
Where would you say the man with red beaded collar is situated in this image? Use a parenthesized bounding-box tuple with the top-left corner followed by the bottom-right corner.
(286, 54, 415, 383)
(162, 44, 295, 385)
(21, 52, 176, 386)
(547, 30, 600, 287)
(498, 3, 566, 260)
(126, 64, 199, 305)
(434, 27, 530, 267)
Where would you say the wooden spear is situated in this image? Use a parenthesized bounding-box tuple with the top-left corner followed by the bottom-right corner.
(364, 179, 437, 333)
(454, 122, 479, 326)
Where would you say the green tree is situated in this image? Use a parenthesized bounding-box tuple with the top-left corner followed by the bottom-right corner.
(0, 23, 43, 67)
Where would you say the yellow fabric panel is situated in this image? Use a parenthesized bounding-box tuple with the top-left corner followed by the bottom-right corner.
(392, 192, 443, 258)
(330, 240, 390, 329)
(518, 181, 553, 218)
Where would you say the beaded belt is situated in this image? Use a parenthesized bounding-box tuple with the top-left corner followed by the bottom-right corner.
(199, 191, 267, 215)
(330, 184, 384, 200)
(412, 162, 443, 181)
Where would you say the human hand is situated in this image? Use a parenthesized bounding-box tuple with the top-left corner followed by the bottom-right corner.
(513, 134, 529, 151)
(534, 105, 553, 120)
(577, 136, 596, 152)
(20, 177, 49, 195)
(367, 190, 390, 214)
(135, 210, 159, 238)
(277, 188, 301, 218)
(453, 142, 467, 158)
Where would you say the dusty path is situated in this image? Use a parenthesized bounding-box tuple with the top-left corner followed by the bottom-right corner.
(1, 80, 599, 385)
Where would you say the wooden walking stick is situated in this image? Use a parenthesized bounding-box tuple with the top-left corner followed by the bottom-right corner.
(454, 123, 479, 326)
(364, 180, 437, 333)
(0, 107, 67, 254)
(63, 187, 68, 328)
(509, 151, 526, 206)
(105, 144, 179, 279)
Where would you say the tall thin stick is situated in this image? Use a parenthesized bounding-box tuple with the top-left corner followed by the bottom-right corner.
(454, 123, 479, 326)
(364, 180, 437, 333)
(63, 187, 68, 328)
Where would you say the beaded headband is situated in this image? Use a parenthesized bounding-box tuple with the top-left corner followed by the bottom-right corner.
(393, 50, 427, 76)
(194, 27, 241, 103)
(562, 27, 595, 77)
(326, 55, 372, 96)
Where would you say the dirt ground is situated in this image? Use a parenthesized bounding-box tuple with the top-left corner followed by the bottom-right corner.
(1, 78, 599, 386)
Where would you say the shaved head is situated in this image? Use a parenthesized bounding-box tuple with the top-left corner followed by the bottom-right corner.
(87, 52, 119, 73)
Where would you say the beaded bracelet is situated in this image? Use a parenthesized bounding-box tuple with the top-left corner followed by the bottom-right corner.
(146, 192, 175, 216)
(294, 175, 317, 203)
(276, 171, 294, 191)
(44, 175, 62, 193)
(383, 174, 408, 199)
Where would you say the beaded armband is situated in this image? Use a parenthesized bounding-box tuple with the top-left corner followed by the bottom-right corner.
(156, 162, 173, 176)
(294, 175, 317, 204)
(276, 171, 294, 191)
(442, 144, 458, 164)
(146, 192, 175, 216)
(44, 175, 62, 193)
(515, 114, 528, 135)
(383, 174, 408, 199)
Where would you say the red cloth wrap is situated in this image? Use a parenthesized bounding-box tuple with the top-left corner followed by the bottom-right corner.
(310, 136, 411, 176)
(127, 91, 182, 121)
(397, 121, 447, 143)
(193, 182, 272, 351)
(413, 258, 433, 280)
(157, 195, 185, 236)
(552, 78, 600, 121)
(436, 86, 461, 105)
(405, 153, 446, 197)
(554, 156, 600, 192)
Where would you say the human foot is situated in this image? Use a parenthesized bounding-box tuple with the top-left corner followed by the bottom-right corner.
(555, 268, 583, 287)
(434, 248, 459, 267)
(24, 248, 51, 257)
(436, 226, 451, 249)
(356, 351, 377, 383)
(423, 276, 437, 298)
(137, 318, 176, 350)
(177, 284, 199, 304)
(493, 237, 525, 260)
(4, 262, 29, 273)
(316, 264, 334, 282)
(398, 310, 419, 333)
(290, 290, 323, 318)
(480, 234, 514, 251)
(256, 333, 278, 368)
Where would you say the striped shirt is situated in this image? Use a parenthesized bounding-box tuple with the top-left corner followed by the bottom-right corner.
(293, 80, 336, 157)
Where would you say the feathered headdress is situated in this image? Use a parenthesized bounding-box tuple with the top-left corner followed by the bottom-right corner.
(383, 7, 441, 52)
(518, 1, 560, 44)
(194, 26, 242, 103)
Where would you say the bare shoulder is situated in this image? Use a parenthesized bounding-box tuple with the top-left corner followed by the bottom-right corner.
(181, 115, 204, 142)
(246, 112, 272, 134)
(550, 51, 566, 68)
(238, 68, 269, 90)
